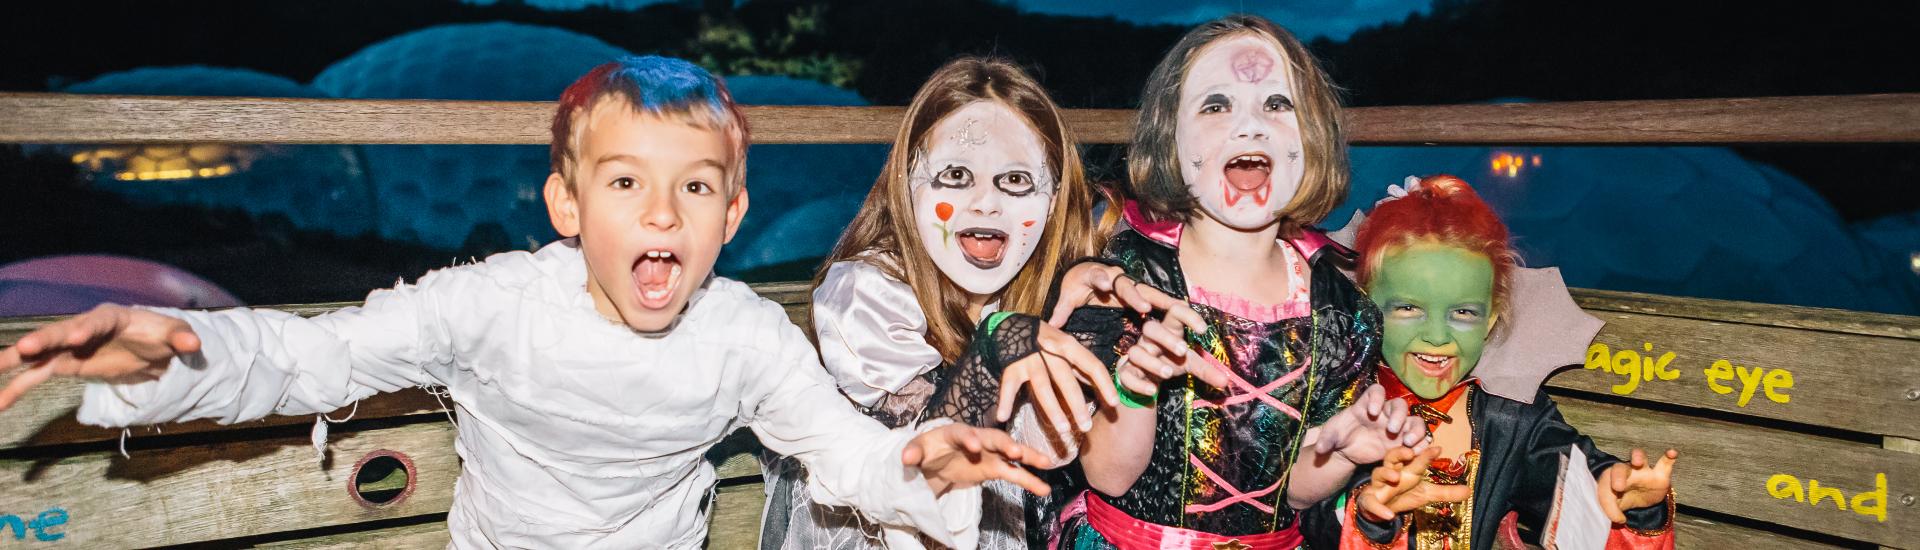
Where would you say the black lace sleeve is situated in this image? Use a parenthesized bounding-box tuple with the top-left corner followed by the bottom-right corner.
(922, 312, 1043, 427)
(1061, 306, 1128, 372)
(864, 373, 940, 429)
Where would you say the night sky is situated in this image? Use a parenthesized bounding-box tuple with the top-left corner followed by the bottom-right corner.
(470, 0, 1432, 40)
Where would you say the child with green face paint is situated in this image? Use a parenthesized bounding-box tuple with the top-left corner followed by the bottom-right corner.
(1324, 175, 1680, 550)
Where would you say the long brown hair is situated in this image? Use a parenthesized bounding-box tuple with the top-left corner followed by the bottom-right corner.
(1127, 15, 1349, 230)
(813, 57, 1096, 362)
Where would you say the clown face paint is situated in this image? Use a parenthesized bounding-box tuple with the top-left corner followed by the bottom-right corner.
(1369, 242, 1499, 399)
(1176, 34, 1306, 230)
(911, 101, 1055, 296)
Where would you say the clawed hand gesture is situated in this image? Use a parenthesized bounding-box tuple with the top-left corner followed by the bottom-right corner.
(1356, 446, 1473, 522)
(1597, 448, 1679, 523)
(904, 423, 1056, 497)
(1304, 383, 1428, 466)
(0, 304, 201, 411)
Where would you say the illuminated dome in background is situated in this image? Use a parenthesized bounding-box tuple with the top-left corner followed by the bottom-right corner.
(715, 75, 886, 274)
(1854, 211, 1920, 293)
(61, 66, 376, 237)
(1332, 145, 1920, 315)
(312, 22, 632, 250)
(0, 255, 242, 317)
(311, 23, 889, 269)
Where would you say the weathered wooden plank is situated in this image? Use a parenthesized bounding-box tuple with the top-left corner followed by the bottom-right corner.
(253, 454, 760, 549)
(1571, 288, 1920, 341)
(0, 379, 448, 450)
(1545, 307, 1920, 439)
(714, 449, 764, 482)
(1671, 513, 1847, 550)
(1557, 396, 1917, 548)
(0, 94, 911, 145)
(254, 519, 451, 549)
(0, 421, 458, 548)
(6, 93, 1919, 145)
(710, 482, 768, 548)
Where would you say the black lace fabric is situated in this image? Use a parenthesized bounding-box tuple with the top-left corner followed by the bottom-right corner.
(867, 374, 938, 429)
(924, 312, 1040, 427)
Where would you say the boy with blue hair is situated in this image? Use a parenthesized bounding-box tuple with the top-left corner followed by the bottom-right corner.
(0, 56, 1048, 548)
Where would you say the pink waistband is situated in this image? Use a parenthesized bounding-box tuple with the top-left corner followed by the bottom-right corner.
(1083, 492, 1304, 550)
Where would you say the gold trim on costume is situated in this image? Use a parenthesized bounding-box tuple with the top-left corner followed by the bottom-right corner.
(1410, 451, 1479, 549)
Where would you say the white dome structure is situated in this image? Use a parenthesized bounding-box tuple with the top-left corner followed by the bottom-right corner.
(313, 26, 889, 266)
(61, 66, 376, 238)
(1335, 145, 1919, 315)
(313, 22, 633, 249)
(715, 75, 885, 275)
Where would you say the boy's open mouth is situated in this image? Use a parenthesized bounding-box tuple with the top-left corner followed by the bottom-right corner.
(1407, 352, 1458, 381)
(632, 249, 682, 309)
(1222, 153, 1273, 207)
(956, 228, 1008, 269)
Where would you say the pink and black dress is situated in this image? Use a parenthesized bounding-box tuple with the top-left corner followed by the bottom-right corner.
(1051, 204, 1381, 549)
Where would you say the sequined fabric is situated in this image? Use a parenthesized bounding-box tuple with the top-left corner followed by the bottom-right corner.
(1060, 228, 1381, 546)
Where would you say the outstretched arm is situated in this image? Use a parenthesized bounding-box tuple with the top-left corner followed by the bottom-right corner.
(1515, 394, 1677, 542)
(1, 273, 451, 426)
(748, 315, 1049, 548)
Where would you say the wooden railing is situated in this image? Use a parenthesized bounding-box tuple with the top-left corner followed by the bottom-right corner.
(6, 93, 1920, 144)
(1, 93, 1918, 549)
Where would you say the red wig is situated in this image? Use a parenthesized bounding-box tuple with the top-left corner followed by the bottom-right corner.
(1354, 175, 1517, 312)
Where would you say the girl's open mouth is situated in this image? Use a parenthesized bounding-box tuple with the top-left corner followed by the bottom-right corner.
(1222, 153, 1273, 207)
(956, 228, 1008, 269)
(632, 249, 682, 309)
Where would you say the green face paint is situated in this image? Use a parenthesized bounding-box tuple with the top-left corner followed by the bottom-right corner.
(1369, 242, 1498, 399)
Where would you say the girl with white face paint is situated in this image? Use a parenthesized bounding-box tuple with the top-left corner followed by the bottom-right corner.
(761, 57, 1195, 549)
(1048, 16, 1428, 549)
(911, 100, 1059, 297)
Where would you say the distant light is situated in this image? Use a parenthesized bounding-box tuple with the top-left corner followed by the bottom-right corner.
(1490, 151, 1537, 178)
(73, 144, 246, 183)
(1910, 252, 1919, 276)
(113, 164, 233, 182)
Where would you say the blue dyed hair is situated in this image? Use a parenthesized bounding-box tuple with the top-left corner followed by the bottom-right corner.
(549, 55, 749, 189)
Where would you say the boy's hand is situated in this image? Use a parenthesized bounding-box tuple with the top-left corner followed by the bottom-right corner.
(1597, 448, 1679, 523)
(1304, 383, 1427, 465)
(1357, 446, 1472, 522)
(992, 322, 1117, 433)
(0, 304, 200, 411)
(903, 424, 1054, 497)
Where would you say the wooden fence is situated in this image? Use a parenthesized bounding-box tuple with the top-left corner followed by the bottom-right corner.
(1, 92, 1918, 548)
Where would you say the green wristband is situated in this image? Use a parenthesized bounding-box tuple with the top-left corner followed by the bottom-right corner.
(1115, 368, 1157, 408)
(982, 311, 1016, 337)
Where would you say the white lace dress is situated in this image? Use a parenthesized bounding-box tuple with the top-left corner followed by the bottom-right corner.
(759, 258, 1072, 549)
